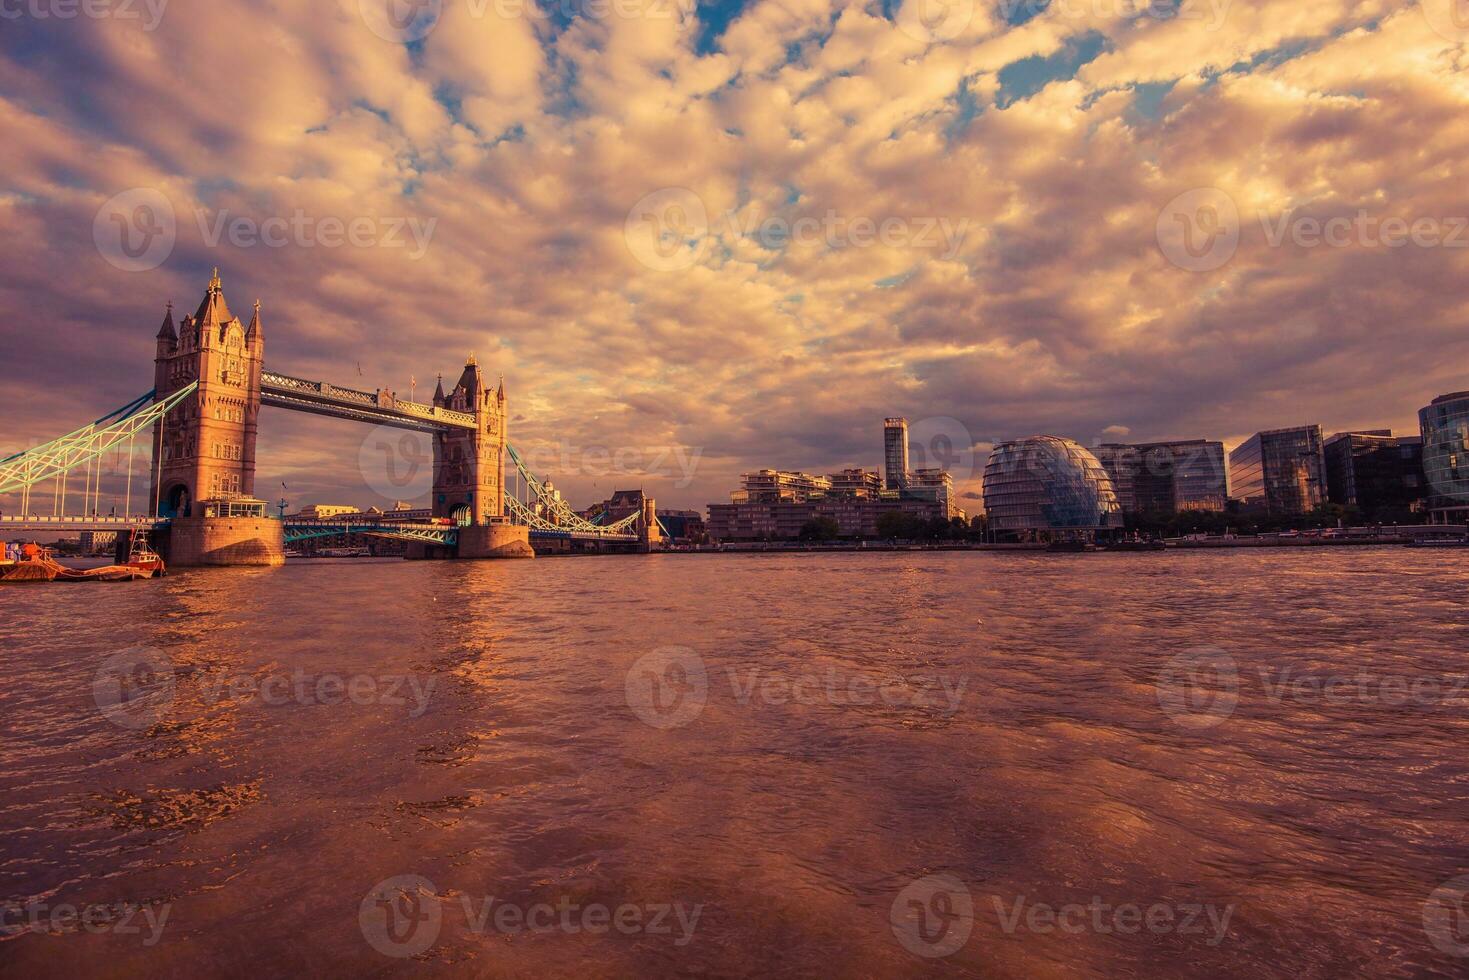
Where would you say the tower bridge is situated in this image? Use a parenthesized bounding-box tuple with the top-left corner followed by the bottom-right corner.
(0, 270, 659, 565)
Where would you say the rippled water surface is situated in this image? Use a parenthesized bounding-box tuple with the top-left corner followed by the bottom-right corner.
(3, 550, 1468, 978)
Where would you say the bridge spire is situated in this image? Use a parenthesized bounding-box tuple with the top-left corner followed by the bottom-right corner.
(246, 299, 262, 341)
(156, 301, 177, 342)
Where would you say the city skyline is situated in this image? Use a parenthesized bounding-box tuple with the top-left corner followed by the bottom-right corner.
(3, 2, 1467, 513)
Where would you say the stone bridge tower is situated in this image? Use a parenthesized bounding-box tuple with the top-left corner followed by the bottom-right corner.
(431, 355, 506, 525)
(151, 269, 264, 517)
(429, 355, 530, 558)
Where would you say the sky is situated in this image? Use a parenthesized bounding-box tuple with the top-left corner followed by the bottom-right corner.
(1, 0, 1467, 512)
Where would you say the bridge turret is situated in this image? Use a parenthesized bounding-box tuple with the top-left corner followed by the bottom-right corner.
(156, 301, 177, 348)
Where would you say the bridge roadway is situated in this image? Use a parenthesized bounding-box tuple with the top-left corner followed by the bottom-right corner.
(259, 371, 477, 433)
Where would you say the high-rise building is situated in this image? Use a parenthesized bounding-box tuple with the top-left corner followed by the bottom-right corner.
(1323, 431, 1425, 512)
(1419, 391, 1469, 523)
(1095, 440, 1228, 514)
(884, 418, 909, 490)
(1228, 425, 1326, 515)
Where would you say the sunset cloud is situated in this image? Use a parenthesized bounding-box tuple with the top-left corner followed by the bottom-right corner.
(1, 0, 1465, 511)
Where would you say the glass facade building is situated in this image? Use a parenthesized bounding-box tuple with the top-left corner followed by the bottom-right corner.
(1095, 440, 1227, 514)
(1322, 431, 1425, 512)
(982, 436, 1121, 538)
(1419, 391, 1469, 522)
(884, 418, 909, 490)
(1228, 425, 1326, 515)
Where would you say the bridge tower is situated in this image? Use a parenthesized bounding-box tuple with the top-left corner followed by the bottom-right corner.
(149, 269, 281, 566)
(428, 355, 531, 558)
(431, 355, 506, 524)
(151, 269, 263, 517)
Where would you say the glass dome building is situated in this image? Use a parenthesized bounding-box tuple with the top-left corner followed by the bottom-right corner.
(983, 436, 1122, 539)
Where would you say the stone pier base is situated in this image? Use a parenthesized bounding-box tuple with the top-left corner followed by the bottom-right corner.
(457, 523, 535, 559)
(159, 516, 286, 567)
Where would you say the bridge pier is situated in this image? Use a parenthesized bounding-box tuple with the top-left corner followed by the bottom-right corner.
(456, 523, 534, 559)
(157, 515, 285, 567)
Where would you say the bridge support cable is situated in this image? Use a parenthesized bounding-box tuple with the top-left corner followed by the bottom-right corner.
(503, 443, 641, 535)
(0, 383, 198, 502)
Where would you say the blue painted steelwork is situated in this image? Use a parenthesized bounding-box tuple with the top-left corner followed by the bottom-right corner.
(283, 522, 458, 546)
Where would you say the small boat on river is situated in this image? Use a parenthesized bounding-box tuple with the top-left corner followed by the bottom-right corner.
(0, 532, 165, 583)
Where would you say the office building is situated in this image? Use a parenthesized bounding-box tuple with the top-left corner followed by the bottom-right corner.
(884, 418, 909, 490)
(1419, 391, 1469, 523)
(1095, 440, 1228, 514)
(982, 436, 1121, 539)
(1228, 425, 1326, 515)
(1323, 431, 1425, 512)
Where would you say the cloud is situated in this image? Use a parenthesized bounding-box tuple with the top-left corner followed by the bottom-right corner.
(1, 0, 1465, 514)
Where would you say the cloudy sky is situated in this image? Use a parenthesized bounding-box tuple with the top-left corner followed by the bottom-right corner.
(2, 0, 1467, 512)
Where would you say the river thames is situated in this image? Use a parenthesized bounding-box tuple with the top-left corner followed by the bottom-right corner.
(2, 550, 1467, 977)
